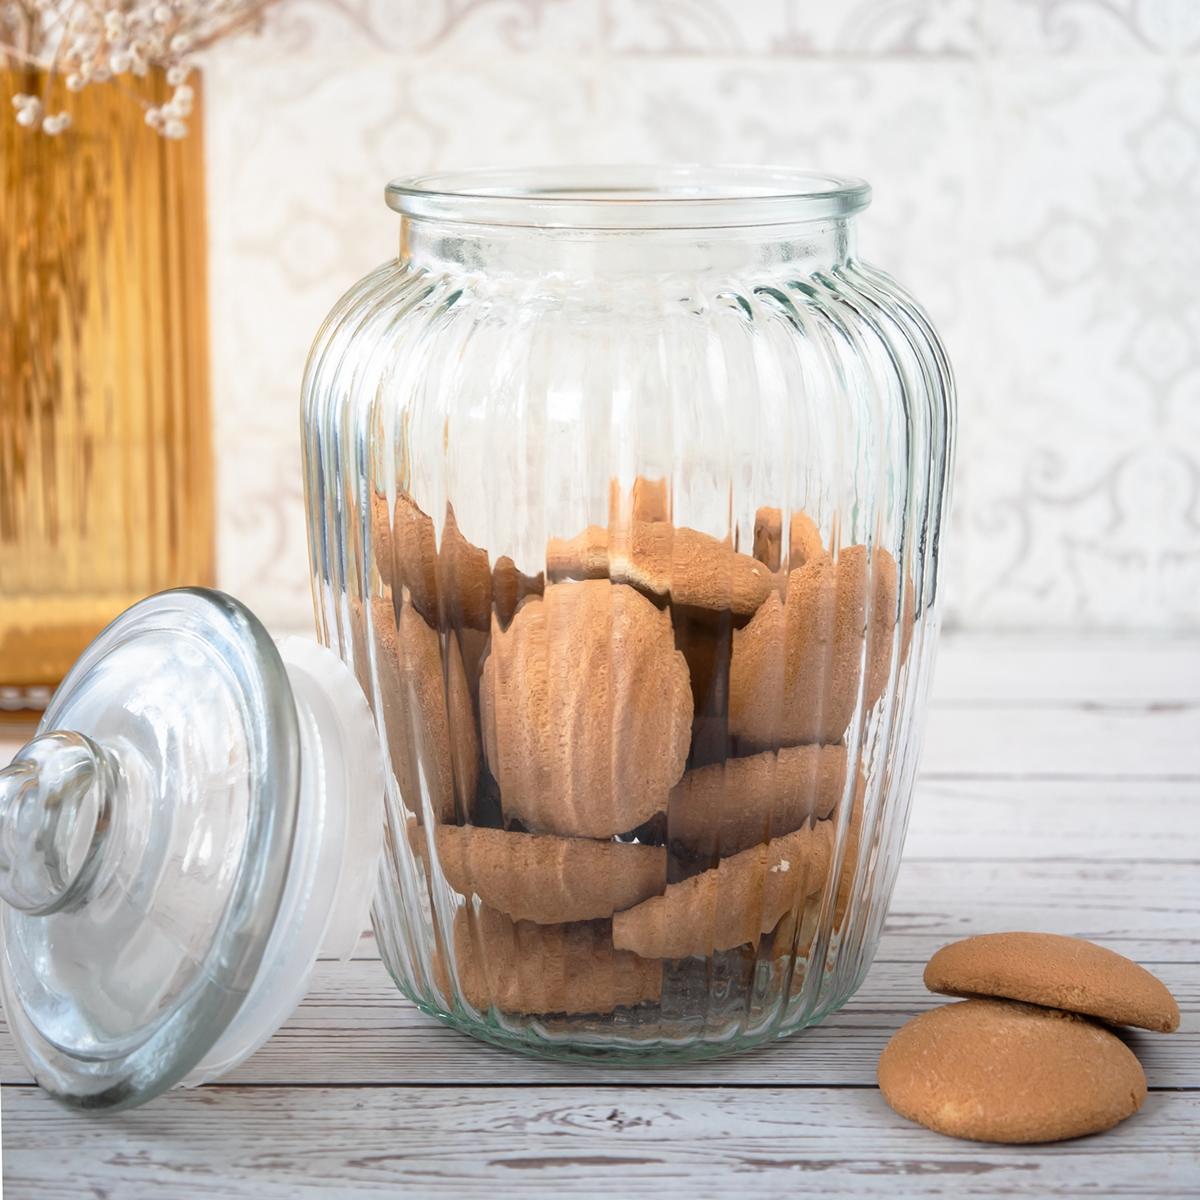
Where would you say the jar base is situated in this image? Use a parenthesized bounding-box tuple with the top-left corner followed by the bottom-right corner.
(407, 988, 858, 1067)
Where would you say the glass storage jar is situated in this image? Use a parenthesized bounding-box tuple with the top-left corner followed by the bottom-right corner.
(303, 166, 955, 1062)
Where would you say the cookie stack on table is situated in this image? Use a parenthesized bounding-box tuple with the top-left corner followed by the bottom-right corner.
(879, 932, 1181, 1143)
(355, 476, 908, 1018)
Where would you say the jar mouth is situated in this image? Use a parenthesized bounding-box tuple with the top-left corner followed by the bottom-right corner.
(385, 165, 870, 230)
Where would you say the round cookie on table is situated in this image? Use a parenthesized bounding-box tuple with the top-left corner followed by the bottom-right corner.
(878, 998, 1147, 1144)
(924, 931, 1180, 1034)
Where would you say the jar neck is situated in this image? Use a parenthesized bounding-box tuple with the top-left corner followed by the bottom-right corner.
(400, 217, 857, 282)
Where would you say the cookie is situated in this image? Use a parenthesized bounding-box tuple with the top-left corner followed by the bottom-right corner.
(392, 491, 441, 623)
(547, 522, 774, 617)
(454, 624, 490, 705)
(752, 507, 825, 572)
(480, 579, 693, 838)
(781, 788, 869, 964)
(668, 744, 848, 858)
(546, 525, 610, 580)
(371, 594, 480, 823)
(434, 504, 493, 630)
(392, 492, 544, 631)
(878, 999, 1147, 1143)
(728, 545, 899, 748)
(370, 488, 394, 592)
(441, 904, 662, 1015)
(924, 932, 1181, 1034)
(425, 823, 667, 924)
(491, 554, 545, 627)
(612, 820, 835, 958)
(610, 474, 670, 525)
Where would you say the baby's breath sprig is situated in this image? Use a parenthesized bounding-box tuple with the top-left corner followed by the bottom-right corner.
(1, 1, 278, 136)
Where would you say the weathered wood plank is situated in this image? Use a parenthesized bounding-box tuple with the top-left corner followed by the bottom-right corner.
(4, 1085, 1198, 1199)
(919, 704, 1199, 779)
(906, 779, 1200, 861)
(930, 636, 1200, 704)
(4, 958, 1192, 1091)
(884, 859, 1200, 962)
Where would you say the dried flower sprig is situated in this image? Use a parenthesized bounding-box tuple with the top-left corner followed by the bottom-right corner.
(2, 1, 278, 136)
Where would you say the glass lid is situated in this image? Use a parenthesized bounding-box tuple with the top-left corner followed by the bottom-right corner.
(0, 589, 381, 1110)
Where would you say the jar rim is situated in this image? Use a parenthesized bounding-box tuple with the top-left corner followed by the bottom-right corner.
(385, 165, 871, 230)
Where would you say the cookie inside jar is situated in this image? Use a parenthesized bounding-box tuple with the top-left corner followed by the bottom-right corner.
(361, 478, 911, 1031)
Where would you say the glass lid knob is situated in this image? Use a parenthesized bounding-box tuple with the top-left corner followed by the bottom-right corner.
(0, 731, 115, 917)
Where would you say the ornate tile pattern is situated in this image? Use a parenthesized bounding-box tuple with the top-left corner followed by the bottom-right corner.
(204, 0, 1200, 631)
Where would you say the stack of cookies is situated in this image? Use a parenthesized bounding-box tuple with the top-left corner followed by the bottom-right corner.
(880, 932, 1181, 1143)
(357, 477, 909, 1019)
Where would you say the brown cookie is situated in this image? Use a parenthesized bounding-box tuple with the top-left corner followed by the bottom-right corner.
(546, 525, 610, 580)
(668, 744, 848, 858)
(480, 579, 692, 838)
(614, 523, 775, 616)
(547, 522, 773, 617)
(878, 999, 1147, 1143)
(610, 475, 670, 524)
(442, 905, 662, 1016)
(781, 787, 869, 964)
(455, 624, 491, 705)
(425, 823, 667, 924)
(392, 491, 441, 623)
(491, 554, 545, 627)
(752, 507, 825, 572)
(924, 933, 1181, 1034)
(371, 594, 479, 823)
(728, 545, 899, 748)
(752, 507, 784, 572)
(612, 820, 834, 958)
(370, 488, 394, 592)
(393, 492, 544, 631)
(436, 505, 501, 630)
(345, 593, 373, 700)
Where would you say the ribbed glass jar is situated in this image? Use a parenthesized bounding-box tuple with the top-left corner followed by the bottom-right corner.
(302, 167, 954, 1062)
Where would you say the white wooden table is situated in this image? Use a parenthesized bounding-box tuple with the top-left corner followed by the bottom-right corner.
(2, 636, 1198, 1198)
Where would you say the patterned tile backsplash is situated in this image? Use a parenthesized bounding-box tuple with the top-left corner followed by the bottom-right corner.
(205, 0, 1200, 632)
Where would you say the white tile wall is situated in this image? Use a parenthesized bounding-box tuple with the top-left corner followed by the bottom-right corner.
(205, 0, 1200, 632)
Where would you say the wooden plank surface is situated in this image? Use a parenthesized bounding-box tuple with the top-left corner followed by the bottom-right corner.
(1, 637, 1198, 1198)
(4, 957, 1193, 1091)
(4, 1087, 1199, 1199)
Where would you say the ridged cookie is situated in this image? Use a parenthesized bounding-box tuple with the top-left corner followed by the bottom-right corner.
(728, 545, 899, 747)
(610, 475, 670, 525)
(668, 744, 848, 858)
(423, 823, 667, 924)
(370, 488, 394, 592)
(480, 579, 693, 838)
(547, 522, 774, 617)
(441, 905, 662, 1015)
(391, 492, 544, 630)
(612, 820, 835, 958)
(752, 507, 825, 572)
(924, 932, 1180, 1034)
(370, 594, 479, 823)
(391, 491, 441, 622)
(878, 999, 1147, 1143)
